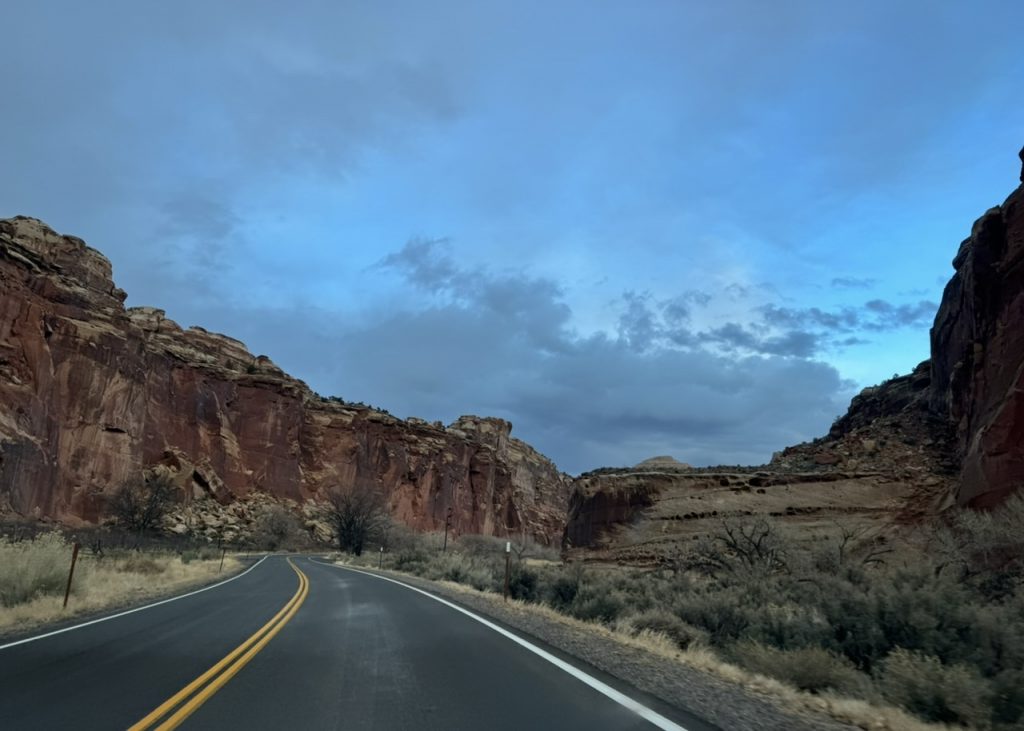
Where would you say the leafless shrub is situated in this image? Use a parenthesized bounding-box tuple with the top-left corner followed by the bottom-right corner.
(252, 505, 302, 551)
(456, 533, 506, 557)
(109, 474, 175, 534)
(687, 517, 789, 578)
(928, 492, 1024, 590)
(327, 483, 388, 556)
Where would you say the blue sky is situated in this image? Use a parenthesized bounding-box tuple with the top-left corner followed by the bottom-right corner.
(2, 1, 1022, 473)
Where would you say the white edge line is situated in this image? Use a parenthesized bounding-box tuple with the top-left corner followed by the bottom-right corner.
(310, 558, 688, 731)
(0, 555, 269, 651)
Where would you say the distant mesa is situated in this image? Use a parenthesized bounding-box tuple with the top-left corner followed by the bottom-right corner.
(634, 455, 692, 470)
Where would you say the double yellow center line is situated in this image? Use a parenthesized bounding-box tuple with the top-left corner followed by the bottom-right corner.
(130, 559, 309, 731)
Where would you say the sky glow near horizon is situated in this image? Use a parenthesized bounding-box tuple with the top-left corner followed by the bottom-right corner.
(2, 1, 1023, 473)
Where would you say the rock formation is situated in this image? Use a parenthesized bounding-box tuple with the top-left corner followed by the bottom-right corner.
(929, 156, 1024, 507)
(0, 217, 570, 542)
(633, 455, 692, 471)
(564, 145, 1024, 553)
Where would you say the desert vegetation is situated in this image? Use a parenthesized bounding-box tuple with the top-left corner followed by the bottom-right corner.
(0, 529, 239, 635)
(340, 497, 1024, 730)
(108, 474, 175, 533)
(250, 504, 307, 551)
(327, 483, 389, 556)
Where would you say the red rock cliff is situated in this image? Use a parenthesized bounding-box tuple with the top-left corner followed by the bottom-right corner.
(929, 149, 1024, 507)
(0, 217, 570, 541)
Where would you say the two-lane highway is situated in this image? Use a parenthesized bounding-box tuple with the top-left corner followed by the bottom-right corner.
(0, 556, 712, 730)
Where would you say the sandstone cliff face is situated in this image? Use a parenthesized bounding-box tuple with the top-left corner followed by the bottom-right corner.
(564, 472, 665, 549)
(0, 217, 570, 542)
(929, 157, 1024, 507)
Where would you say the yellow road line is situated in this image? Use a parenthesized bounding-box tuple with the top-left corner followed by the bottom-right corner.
(130, 559, 309, 731)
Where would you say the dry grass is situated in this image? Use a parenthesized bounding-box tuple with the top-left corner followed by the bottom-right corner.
(0, 532, 241, 635)
(336, 559, 960, 731)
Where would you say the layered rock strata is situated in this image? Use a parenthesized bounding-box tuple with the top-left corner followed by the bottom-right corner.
(0, 217, 570, 542)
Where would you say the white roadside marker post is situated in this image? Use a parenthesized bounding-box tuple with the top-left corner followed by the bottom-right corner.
(503, 540, 511, 601)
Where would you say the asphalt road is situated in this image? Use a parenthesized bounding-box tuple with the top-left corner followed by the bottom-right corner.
(0, 556, 712, 730)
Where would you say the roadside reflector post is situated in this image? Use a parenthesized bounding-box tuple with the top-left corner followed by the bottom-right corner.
(379, 546, 384, 569)
(503, 541, 511, 602)
(219, 547, 226, 573)
(63, 542, 80, 609)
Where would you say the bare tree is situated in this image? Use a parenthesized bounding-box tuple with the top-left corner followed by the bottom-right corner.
(252, 505, 301, 551)
(327, 483, 388, 556)
(109, 474, 175, 533)
(687, 517, 789, 578)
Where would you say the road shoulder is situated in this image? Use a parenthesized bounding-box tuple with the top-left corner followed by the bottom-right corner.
(0, 554, 260, 646)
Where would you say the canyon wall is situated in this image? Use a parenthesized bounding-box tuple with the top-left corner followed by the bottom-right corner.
(564, 146, 1024, 551)
(0, 217, 570, 542)
(929, 151, 1024, 507)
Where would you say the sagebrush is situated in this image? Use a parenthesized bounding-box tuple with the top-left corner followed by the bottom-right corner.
(344, 496, 1024, 729)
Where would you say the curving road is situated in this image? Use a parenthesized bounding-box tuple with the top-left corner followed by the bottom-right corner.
(0, 556, 714, 730)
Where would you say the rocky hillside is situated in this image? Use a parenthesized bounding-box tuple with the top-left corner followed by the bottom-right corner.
(565, 145, 1024, 557)
(0, 217, 570, 542)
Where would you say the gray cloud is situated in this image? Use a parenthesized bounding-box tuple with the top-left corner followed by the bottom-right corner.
(0, 3, 468, 279)
(180, 240, 852, 473)
(355, 244, 851, 470)
(379, 238, 460, 293)
(0, 1, 1006, 475)
(618, 292, 661, 352)
(706, 324, 821, 359)
(609, 291, 936, 361)
(760, 299, 937, 337)
(862, 299, 938, 330)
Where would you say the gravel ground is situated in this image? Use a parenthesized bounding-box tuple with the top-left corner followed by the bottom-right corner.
(353, 565, 855, 731)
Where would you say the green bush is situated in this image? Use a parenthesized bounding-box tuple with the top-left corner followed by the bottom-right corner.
(508, 566, 539, 601)
(628, 610, 708, 650)
(674, 591, 752, 645)
(545, 570, 581, 610)
(569, 591, 624, 624)
(179, 546, 220, 564)
(408, 552, 498, 593)
(876, 649, 992, 728)
(991, 669, 1024, 728)
(731, 641, 873, 697)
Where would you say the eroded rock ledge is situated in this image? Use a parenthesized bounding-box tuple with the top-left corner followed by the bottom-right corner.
(0, 217, 570, 542)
